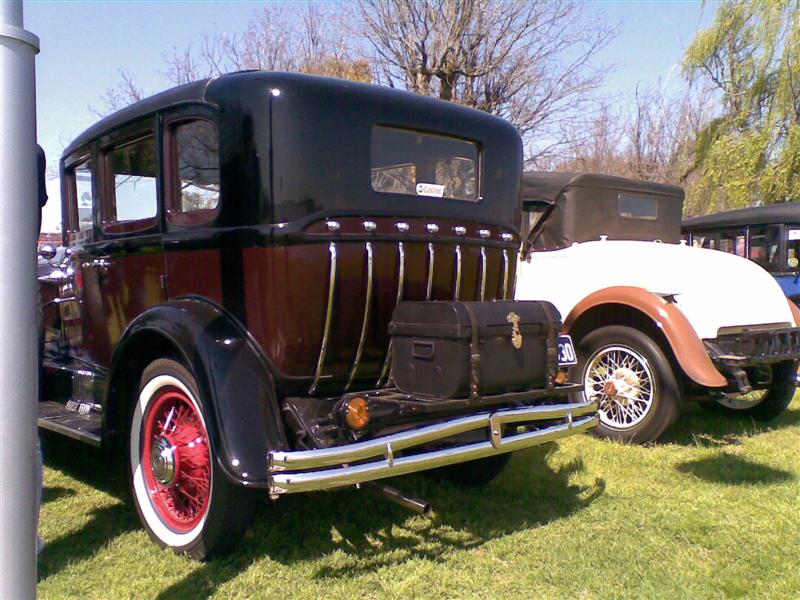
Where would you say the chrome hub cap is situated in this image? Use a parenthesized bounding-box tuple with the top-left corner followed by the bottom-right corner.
(150, 436, 177, 486)
(584, 345, 656, 429)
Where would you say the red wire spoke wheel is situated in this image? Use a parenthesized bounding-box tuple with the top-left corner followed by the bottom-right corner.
(130, 359, 255, 560)
(141, 388, 211, 532)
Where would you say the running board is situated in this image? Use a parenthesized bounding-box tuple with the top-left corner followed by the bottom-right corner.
(38, 401, 102, 446)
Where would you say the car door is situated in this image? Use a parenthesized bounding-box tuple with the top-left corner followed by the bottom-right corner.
(83, 121, 168, 367)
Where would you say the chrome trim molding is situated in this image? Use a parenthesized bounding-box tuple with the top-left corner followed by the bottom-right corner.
(309, 242, 337, 394)
(479, 246, 487, 301)
(501, 249, 509, 299)
(426, 242, 435, 300)
(453, 245, 462, 300)
(378, 241, 405, 387)
(269, 401, 598, 493)
(346, 242, 374, 391)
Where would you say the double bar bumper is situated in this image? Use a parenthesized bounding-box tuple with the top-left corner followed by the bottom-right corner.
(268, 400, 598, 494)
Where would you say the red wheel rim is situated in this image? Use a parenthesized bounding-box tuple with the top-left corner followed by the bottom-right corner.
(141, 387, 211, 532)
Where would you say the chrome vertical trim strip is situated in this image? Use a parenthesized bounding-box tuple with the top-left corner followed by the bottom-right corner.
(453, 245, 462, 300)
(426, 242, 435, 301)
(378, 241, 405, 387)
(501, 248, 509, 299)
(479, 246, 487, 301)
(309, 242, 337, 395)
(346, 242, 374, 391)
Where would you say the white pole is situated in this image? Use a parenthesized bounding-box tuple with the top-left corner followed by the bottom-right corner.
(0, 0, 40, 597)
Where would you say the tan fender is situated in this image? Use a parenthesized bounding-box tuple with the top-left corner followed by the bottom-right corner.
(563, 286, 727, 389)
(789, 299, 800, 327)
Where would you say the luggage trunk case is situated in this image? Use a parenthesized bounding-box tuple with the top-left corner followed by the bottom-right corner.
(389, 300, 561, 399)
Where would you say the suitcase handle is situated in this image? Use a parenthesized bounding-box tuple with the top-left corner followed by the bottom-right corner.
(412, 339, 435, 360)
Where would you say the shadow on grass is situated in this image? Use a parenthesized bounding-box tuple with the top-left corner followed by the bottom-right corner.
(155, 444, 605, 598)
(37, 503, 138, 581)
(676, 454, 794, 486)
(42, 486, 75, 505)
(41, 431, 128, 499)
(658, 403, 800, 448)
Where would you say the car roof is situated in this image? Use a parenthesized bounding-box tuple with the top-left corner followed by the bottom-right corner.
(62, 71, 515, 160)
(682, 201, 800, 229)
(521, 171, 684, 204)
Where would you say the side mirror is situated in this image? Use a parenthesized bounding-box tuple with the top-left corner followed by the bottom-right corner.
(38, 244, 57, 261)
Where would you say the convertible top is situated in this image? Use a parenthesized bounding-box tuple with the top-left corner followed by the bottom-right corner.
(522, 172, 685, 250)
(682, 201, 800, 230)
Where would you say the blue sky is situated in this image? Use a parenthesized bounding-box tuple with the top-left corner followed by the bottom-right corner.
(26, 0, 716, 231)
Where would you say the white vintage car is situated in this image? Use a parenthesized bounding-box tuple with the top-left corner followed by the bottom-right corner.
(516, 172, 800, 442)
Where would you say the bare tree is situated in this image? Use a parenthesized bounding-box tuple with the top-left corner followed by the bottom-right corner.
(98, 3, 370, 114)
(553, 83, 714, 191)
(356, 0, 616, 164)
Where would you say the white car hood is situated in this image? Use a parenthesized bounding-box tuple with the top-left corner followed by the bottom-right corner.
(516, 240, 795, 340)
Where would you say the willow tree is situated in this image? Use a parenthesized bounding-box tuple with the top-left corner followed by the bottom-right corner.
(683, 0, 800, 215)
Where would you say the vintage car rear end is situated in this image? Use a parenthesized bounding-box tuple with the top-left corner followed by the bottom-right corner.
(516, 172, 800, 443)
(40, 73, 596, 559)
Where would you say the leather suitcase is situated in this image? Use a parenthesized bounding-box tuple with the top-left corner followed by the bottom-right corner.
(388, 300, 561, 399)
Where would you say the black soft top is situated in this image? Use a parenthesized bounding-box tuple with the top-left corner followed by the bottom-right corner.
(682, 201, 800, 230)
(522, 172, 685, 250)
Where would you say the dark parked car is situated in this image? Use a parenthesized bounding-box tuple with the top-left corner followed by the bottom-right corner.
(682, 201, 800, 306)
(38, 72, 596, 559)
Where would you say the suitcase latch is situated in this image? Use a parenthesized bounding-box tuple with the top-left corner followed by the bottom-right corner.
(506, 311, 523, 349)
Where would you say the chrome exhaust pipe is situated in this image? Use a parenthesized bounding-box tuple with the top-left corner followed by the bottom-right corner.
(365, 482, 432, 516)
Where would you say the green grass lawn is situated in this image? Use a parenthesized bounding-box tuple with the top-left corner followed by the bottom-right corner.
(38, 394, 800, 599)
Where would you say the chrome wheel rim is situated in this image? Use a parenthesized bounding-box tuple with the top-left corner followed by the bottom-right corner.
(584, 345, 656, 429)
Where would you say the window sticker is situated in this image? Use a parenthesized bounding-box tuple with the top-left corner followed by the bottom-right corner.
(787, 229, 800, 241)
(416, 183, 445, 198)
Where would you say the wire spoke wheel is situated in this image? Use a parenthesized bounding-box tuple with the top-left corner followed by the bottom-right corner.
(584, 345, 656, 430)
(141, 388, 212, 532)
(716, 389, 768, 410)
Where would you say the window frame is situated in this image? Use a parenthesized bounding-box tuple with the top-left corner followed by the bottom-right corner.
(163, 115, 222, 228)
(100, 123, 161, 237)
(62, 149, 96, 245)
(617, 194, 659, 222)
(370, 125, 483, 203)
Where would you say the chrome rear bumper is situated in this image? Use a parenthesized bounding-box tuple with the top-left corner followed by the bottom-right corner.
(268, 400, 598, 494)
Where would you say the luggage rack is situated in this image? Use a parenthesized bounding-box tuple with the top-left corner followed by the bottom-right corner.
(269, 398, 598, 494)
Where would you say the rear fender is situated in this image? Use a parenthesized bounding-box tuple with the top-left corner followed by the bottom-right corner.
(563, 286, 727, 389)
(110, 297, 287, 487)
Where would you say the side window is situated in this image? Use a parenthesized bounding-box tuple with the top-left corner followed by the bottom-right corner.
(748, 226, 779, 269)
(167, 119, 220, 226)
(719, 230, 746, 257)
(103, 134, 158, 233)
(65, 157, 94, 243)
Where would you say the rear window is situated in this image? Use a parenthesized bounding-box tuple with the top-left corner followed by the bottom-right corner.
(371, 126, 479, 202)
(618, 195, 658, 221)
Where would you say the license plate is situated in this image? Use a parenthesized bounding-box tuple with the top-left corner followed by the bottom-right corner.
(557, 335, 577, 366)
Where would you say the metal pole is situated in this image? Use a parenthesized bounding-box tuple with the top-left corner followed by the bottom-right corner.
(1, 1, 40, 598)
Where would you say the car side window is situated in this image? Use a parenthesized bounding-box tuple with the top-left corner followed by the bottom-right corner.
(103, 133, 158, 233)
(167, 119, 220, 226)
(65, 157, 95, 243)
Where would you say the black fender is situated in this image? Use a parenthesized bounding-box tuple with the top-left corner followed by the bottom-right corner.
(109, 297, 287, 488)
